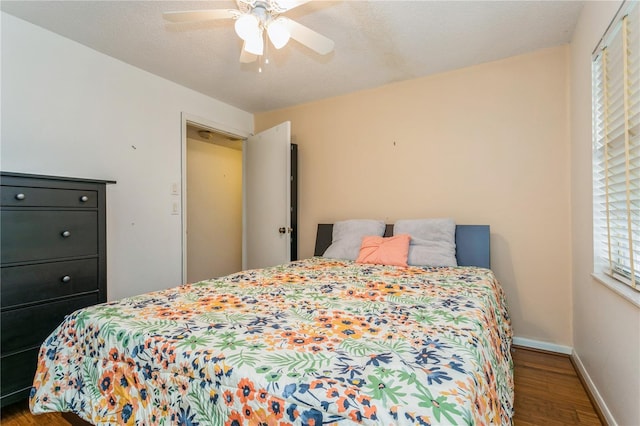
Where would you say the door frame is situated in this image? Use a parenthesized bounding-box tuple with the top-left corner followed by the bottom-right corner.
(180, 112, 250, 283)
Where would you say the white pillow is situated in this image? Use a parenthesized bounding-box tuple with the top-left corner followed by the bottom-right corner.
(394, 218, 457, 266)
(323, 219, 386, 261)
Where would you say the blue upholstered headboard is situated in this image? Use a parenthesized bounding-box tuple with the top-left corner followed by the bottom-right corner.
(314, 224, 491, 269)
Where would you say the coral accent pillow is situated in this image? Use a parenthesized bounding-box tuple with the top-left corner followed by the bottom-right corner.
(356, 234, 411, 267)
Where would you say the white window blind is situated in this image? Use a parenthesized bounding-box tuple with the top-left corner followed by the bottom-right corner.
(593, 0, 640, 291)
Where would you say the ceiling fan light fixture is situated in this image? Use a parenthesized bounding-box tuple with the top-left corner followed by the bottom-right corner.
(267, 18, 290, 49)
(234, 13, 259, 41)
(164, 0, 334, 63)
(245, 31, 264, 55)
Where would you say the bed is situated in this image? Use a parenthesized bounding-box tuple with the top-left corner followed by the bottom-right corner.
(29, 223, 513, 425)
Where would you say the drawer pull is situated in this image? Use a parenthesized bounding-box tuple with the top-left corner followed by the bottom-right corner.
(15, 193, 25, 200)
(80, 195, 89, 202)
(61, 231, 71, 238)
(61, 275, 71, 283)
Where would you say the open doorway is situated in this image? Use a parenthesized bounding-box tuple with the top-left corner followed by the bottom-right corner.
(185, 122, 245, 283)
(181, 115, 297, 283)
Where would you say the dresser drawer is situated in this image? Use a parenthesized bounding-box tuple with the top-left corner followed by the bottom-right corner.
(1, 185, 98, 208)
(1, 210, 98, 264)
(1, 294, 99, 355)
(1, 259, 99, 308)
(0, 347, 39, 403)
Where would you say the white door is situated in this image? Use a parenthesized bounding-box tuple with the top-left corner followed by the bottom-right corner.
(243, 121, 291, 269)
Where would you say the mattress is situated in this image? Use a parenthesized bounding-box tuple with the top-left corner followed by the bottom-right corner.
(30, 257, 513, 425)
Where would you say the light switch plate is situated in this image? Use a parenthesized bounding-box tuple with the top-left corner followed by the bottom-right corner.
(171, 200, 180, 215)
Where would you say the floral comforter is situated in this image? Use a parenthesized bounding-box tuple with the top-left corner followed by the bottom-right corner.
(30, 257, 513, 425)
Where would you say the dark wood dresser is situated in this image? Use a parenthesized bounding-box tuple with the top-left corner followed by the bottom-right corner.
(0, 172, 114, 407)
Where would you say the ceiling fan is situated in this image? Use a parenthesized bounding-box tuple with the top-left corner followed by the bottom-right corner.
(163, 0, 335, 63)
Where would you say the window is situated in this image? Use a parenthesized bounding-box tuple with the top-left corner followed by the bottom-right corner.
(592, 1, 640, 292)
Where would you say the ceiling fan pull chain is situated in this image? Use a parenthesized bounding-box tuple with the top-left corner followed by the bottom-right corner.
(264, 35, 270, 65)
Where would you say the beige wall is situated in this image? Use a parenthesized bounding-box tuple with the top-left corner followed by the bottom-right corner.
(187, 138, 243, 282)
(256, 46, 572, 346)
(570, 1, 640, 424)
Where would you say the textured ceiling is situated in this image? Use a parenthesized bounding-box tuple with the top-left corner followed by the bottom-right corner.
(1, 1, 584, 113)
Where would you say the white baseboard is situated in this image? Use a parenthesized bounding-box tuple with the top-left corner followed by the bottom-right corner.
(571, 350, 616, 426)
(512, 336, 573, 355)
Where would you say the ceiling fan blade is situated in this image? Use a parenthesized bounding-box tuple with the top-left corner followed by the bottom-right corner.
(163, 9, 238, 23)
(282, 17, 334, 55)
(272, 0, 311, 12)
(240, 42, 258, 63)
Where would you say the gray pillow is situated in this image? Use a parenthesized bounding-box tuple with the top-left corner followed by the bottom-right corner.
(394, 218, 457, 266)
(323, 219, 386, 260)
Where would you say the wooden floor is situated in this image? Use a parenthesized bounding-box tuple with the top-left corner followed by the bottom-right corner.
(1, 347, 603, 425)
(512, 347, 603, 425)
